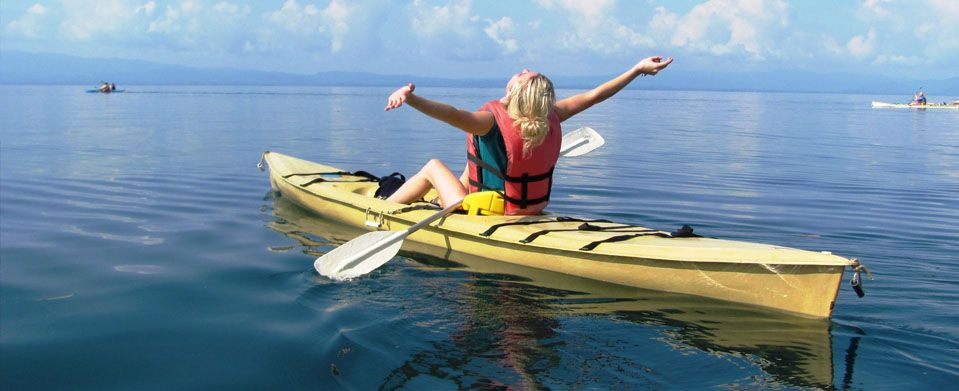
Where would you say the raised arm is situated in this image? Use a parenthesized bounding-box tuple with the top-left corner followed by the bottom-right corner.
(554, 56, 672, 122)
(385, 83, 494, 136)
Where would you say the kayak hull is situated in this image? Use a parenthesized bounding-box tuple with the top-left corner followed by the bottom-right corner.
(264, 152, 855, 318)
(872, 101, 959, 109)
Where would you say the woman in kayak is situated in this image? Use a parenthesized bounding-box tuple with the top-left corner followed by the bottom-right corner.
(913, 90, 927, 105)
(383, 55, 673, 213)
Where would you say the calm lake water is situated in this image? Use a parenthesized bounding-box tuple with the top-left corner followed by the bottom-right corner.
(1, 85, 957, 389)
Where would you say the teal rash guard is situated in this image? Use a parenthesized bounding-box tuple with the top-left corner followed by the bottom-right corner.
(472, 121, 508, 190)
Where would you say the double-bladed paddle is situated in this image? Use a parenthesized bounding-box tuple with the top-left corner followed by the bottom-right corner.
(315, 126, 605, 279)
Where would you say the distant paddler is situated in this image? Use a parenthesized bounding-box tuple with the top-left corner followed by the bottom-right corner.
(911, 88, 926, 106)
(97, 82, 117, 93)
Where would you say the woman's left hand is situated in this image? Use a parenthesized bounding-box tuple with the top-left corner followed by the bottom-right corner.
(385, 83, 415, 111)
(636, 56, 673, 76)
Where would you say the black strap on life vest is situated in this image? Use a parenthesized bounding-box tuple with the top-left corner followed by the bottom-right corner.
(467, 152, 554, 209)
(469, 134, 488, 193)
(479, 217, 612, 237)
(466, 151, 507, 198)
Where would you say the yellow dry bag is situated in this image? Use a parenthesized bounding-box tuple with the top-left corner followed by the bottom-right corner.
(461, 191, 505, 216)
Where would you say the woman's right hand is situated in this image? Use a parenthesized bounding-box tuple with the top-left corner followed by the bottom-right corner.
(385, 83, 415, 111)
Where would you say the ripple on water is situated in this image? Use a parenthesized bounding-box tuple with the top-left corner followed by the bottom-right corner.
(113, 265, 165, 274)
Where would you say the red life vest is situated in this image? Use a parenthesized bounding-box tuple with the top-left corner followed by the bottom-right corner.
(467, 100, 561, 215)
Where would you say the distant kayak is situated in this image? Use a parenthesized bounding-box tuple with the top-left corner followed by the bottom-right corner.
(85, 89, 125, 94)
(872, 101, 958, 109)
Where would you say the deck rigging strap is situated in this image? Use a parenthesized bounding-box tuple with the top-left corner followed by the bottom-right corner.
(519, 223, 661, 243)
(577, 224, 703, 251)
(579, 232, 672, 251)
(390, 203, 442, 215)
(283, 170, 379, 181)
(479, 217, 613, 237)
(284, 170, 380, 187)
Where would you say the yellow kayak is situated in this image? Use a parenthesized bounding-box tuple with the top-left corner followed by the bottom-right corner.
(262, 151, 862, 318)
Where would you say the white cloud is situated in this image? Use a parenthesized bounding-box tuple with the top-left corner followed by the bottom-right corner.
(268, 0, 323, 34)
(6, 3, 50, 38)
(148, 4, 187, 34)
(128, 1, 250, 55)
(59, 0, 145, 40)
(261, 0, 352, 53)
(28, 3, 49, 15)
(931, 0, 959, 18)
(846, 28, 877, 58)
(840, 0, 957, 67)
(859, 0, 894, 18)
(407, 0, 503, 60)
(212, 2, 241, 14)
(137, 1, 157, 15)
(872, 54, 922, 66)
(322, 0, 351, 52)
(822, 35, 844, 56)
(532, 0, 615, 23)
(3, 1, 954, 78)
(650, 0, 790, 60)
(532, 0, 554, 8)
(410, 0, 478, 37)
(484, 17, 519, 54)
(534, 0, 654, 54)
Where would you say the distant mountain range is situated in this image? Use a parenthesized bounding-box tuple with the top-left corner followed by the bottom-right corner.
(2, 51, 957, 96)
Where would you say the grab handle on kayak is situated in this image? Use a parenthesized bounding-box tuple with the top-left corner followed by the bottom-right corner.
(364, 208, 386, 229)
(257, 151, 268, 171)
(850, 260, 872, 298)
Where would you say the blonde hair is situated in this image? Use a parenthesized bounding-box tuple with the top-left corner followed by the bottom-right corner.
(506, 74, 555, 158)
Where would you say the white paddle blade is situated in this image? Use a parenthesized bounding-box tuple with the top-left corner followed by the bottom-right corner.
(560, 126, 605, 157)
(314, 201, 462, 280)
(314, 230, 404, 280)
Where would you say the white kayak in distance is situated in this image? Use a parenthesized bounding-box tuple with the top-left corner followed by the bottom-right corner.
(872, 101, 959, 109)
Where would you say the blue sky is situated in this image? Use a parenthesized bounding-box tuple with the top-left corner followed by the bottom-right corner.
(2, 0, 957, 79)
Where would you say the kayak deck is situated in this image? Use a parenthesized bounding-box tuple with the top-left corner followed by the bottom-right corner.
(263, 151, 859, 318)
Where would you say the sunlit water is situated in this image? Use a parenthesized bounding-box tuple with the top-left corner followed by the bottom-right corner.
(1, 85, 957, 389)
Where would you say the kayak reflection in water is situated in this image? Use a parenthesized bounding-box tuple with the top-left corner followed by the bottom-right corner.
(382, 56, 673, 213)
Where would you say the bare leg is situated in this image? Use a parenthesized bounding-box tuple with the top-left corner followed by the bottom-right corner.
(459, 165, 469, 188)
(386, 159, 466, 208)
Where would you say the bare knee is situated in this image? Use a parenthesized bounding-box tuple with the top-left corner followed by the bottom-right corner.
(425, 159, 445, 169)
(420, 159, 448, 174)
